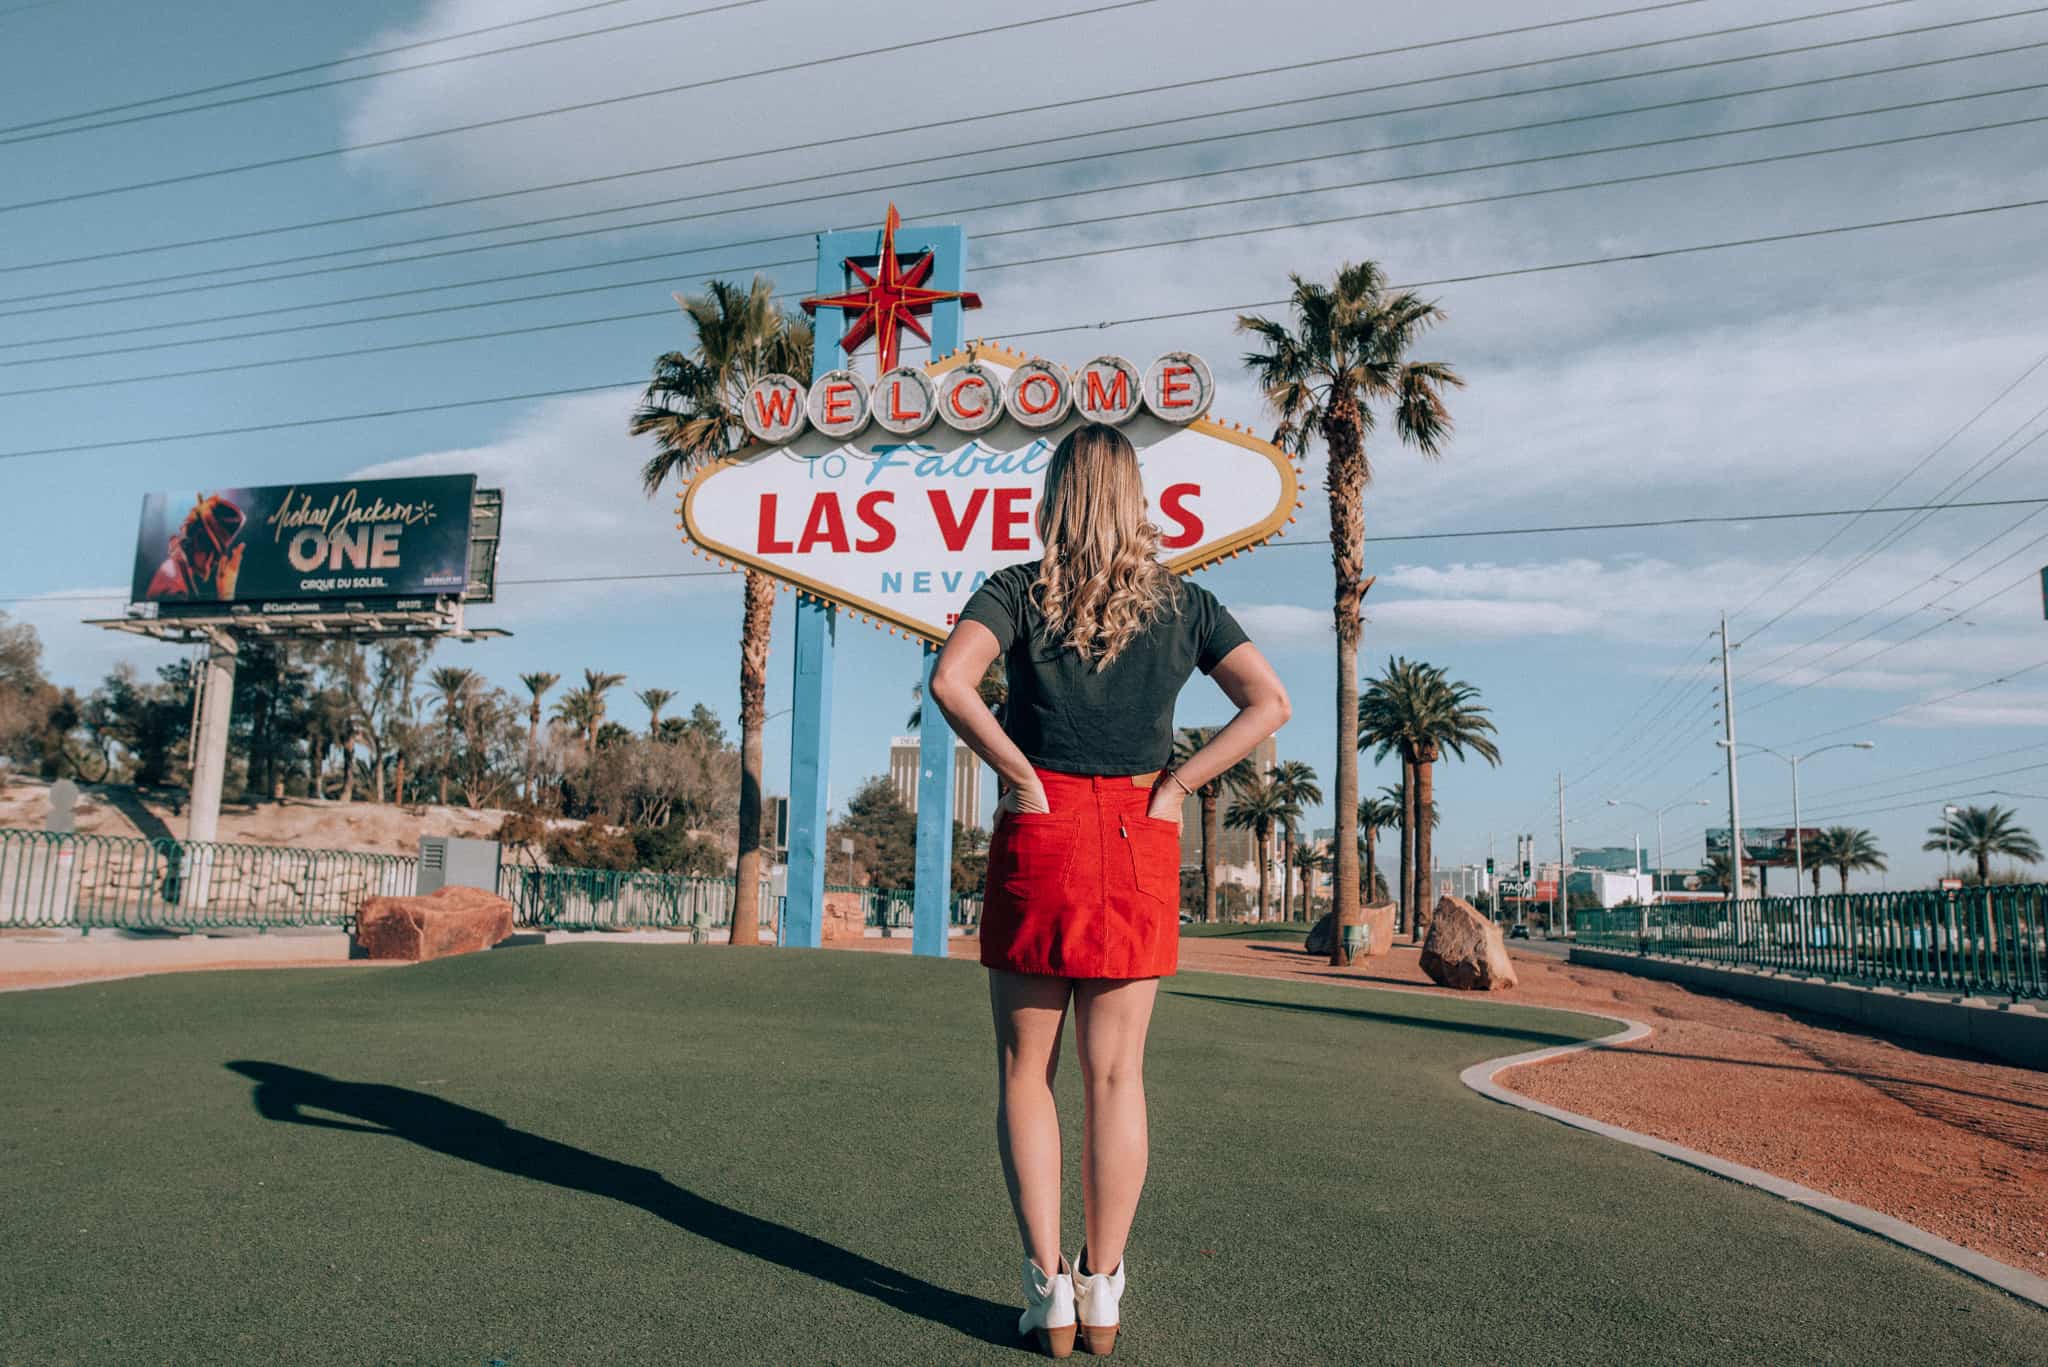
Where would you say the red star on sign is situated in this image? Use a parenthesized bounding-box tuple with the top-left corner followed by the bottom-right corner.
(801, 204, 981, 378)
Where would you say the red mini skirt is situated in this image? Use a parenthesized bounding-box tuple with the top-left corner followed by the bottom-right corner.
(980, 766, 1184, 980)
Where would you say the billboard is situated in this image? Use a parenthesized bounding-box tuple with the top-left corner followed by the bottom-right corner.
(130, 476, 477, 615)
(1706, 827, 1822, 865)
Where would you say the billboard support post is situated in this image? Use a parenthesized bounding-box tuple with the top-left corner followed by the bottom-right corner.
(184, 629, 238, 905)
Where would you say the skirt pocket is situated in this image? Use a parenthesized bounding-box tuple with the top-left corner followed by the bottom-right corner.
(1125, 815, 1184, 911)
(994, 812, 1078, 900)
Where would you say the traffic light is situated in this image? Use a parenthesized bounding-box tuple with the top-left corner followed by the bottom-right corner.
(1485, 857, 1495, 875)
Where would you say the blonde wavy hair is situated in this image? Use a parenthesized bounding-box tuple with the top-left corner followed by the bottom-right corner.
(1033, 423, 1177, 668)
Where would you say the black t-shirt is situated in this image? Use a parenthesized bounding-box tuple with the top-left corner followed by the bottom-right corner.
(955, 560, 1252, 776)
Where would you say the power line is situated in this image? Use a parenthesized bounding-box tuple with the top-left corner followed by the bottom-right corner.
(0, 0, 705, 135)
(0, 0, 1965, 289)
(0, 1, 766, 146)
(3, 196, 2047, 455)
(7, 130, 2046, 400)
(12, 85, 2045, 363)
(0, 2, 1212, 218)
(1738, 395, 2048, 675)
(1746, 556, 2048, 711)
(1729, 348, 2048, 627)
(11, 498, 2048, 607)
(1771, 657, 2048, 746)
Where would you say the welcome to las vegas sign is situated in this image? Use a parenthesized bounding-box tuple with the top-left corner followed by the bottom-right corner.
(677, 340, 1302, 644)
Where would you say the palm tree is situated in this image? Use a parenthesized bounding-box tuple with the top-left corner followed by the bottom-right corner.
(1922, 804, 2040, 884)
(1809, 826, 1886, 894)
(1704, 850, 1737, 895)
(632, 274, 813, 951)
(1239, 264, 1461, 961)
(518, 671, 559, 803)
(1359, 658, 1499, 943)
(1358, 792, 1400, 905)
(1223, 776, 1292, 922)
(426, 666, 477, 806)
(1267, 760, 1321, 923)
(638, 687, 677, 737)
(1172, 726, 1258, 923)
(577, 669, 626, 745)
(552, 688, 601, 748)
(1292, 844, 1330, 918)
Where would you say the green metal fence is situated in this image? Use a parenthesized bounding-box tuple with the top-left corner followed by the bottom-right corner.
(1574, 884, 2048, 1000)
(499, 864, 772, 934)
(0, 827, 417, 930)
(499, 866, 983, 938)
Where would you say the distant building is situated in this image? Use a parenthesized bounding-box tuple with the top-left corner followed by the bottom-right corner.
(888, 735, 985, 830)
(1178, 733, 1276, 868)
(1573, 845, 1649, 873)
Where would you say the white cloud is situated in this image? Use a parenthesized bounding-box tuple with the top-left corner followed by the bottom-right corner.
(350, 385, 743, 623)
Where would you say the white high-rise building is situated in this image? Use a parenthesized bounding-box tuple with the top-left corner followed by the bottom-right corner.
(888, 735, 986, 830)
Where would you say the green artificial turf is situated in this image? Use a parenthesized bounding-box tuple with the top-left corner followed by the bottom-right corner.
(1178, 921, 1311, 941)
(2, 948, 2041, 1364)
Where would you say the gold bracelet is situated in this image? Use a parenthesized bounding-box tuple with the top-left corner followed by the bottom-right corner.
(1161, 768, 1194, 797)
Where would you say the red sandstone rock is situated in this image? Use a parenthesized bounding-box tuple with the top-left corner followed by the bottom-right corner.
(1307, 901, 1398, 962)
(821, 890, 868, 942)
(1418, 895, 1518, 991)
(354, 885, 514, 962)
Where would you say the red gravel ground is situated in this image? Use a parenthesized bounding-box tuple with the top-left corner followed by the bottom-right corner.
(852, 930, 2048, 1279)
(13, 931, 2044, 1279)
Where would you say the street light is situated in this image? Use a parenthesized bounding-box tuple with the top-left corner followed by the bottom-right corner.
(1605, 797, 1712, 906)
(1717, 739, 1875, 895)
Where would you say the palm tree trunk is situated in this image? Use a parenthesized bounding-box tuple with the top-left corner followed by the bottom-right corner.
(1279, 827, 1293, 922)
(1414, 759, 1437, 943)
(1324, 400, 1367, 963)
(393, 753, 406, 806)
(1977, 845, 1990, 884)
(1400, 760, 1416, 938)
(1363, 828, 1378, 905)
(1200, 790, 1220, 923)
(729, 570, 775, 948)
(525, 708, 540, 804)
(1256, 830, 1271, 921)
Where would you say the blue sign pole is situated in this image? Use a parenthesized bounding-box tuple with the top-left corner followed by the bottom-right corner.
(911, 228, 965, 960)
(785, 218, 968, 953)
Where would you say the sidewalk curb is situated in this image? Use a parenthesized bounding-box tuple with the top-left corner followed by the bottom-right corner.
(1460, 1014, 2048, 1312)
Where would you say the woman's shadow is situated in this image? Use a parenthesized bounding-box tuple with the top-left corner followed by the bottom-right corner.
(224, 1061, 1013, 1348)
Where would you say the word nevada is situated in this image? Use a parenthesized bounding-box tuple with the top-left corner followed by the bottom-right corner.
(740, 352, 1215, 444)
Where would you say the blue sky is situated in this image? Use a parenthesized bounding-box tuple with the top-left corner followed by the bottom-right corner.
(2, 0, 2045, 888)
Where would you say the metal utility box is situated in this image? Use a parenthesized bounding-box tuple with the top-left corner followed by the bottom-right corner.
(417, 836, 503, 896)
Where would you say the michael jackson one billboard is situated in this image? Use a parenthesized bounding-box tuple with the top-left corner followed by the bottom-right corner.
(130, 476, 476, 614)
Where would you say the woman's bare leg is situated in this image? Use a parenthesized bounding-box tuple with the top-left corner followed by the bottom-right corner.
(1071, 976, 1159, 1272)
(989, 968, 1074, 1273)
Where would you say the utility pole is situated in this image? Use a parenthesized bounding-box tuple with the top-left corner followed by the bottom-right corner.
(1555, 771, 1567, 938)
(1719, 612, 1743, 906)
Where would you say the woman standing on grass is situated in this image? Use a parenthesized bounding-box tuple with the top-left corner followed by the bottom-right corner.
(929, 422, 1290, 1357)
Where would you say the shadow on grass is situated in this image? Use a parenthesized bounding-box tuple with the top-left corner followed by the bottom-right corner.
(224, 1062, 1015, 1349)
(1165, 990, 1593, 1047)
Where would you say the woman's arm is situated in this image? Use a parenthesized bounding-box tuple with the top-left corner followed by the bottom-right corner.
(928, 621, 1049, 813)
(1148, 641, 1291, 821)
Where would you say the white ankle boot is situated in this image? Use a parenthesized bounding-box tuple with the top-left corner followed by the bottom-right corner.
(1074, 1246, 1124, 1356)
(1018, 1254, 1076, 1358)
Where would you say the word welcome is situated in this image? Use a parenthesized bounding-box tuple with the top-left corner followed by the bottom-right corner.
(740, 352, 1215, 445)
